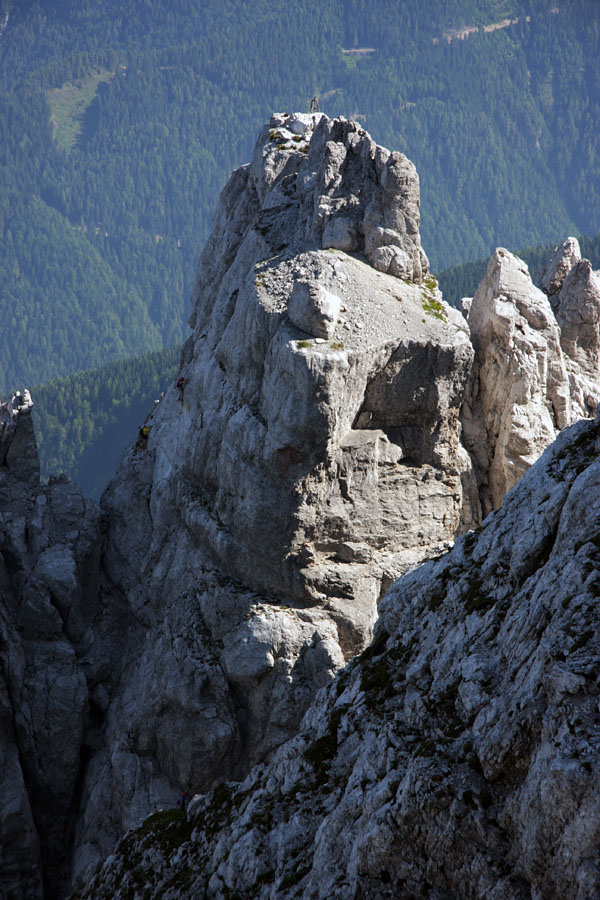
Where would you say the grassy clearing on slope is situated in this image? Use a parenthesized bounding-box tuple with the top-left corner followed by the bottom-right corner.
(47, 68, 114, 152)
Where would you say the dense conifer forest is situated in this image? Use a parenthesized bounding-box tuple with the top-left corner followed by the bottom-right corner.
(32, 346, 179, 498)
(2, 0, 599, 394)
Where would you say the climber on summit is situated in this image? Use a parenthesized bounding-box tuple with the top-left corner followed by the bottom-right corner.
(178, 791, 188, 811)
(176, 376, 186, 402)
(310, 95, 320, 113)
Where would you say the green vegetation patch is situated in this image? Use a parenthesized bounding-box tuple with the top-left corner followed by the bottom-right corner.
(47, 69, 114, 152)
(358, 629, 397, 711)
(33, 345, 180, 499)
(200, 780, 251, 839)
(422, 294, 446, 321)
(135, 807, 194, 857)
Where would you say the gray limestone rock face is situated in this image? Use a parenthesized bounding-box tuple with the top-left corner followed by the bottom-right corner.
(79, 413, 600, 900)
(8, 112, 600, 899)
(190, 111, 428, 332)
(461, 248, 587, 516)
(70, 115, 472, 887)
(535, 237, 600, 415)
(554, 259, 600, 382)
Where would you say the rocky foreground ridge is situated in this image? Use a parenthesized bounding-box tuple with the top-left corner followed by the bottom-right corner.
(0, 113, 600, 899)
(79, 409, 600, 900)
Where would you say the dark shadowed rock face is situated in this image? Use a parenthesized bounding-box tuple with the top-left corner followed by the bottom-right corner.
(0, 395, 124, 899)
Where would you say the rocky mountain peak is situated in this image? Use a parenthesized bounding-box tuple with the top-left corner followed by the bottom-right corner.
(461, 243, 600, 515)
(2, 115, 600, 900)
(538, 235, 581, 296)
(190, 112, 428, 337)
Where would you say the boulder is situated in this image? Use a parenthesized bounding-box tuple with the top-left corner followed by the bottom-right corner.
(288, 280, 341, 338)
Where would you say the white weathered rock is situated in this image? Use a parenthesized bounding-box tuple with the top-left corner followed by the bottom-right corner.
(288, 280, 341, 338)
(462, 248, 584, 515)
(533, 237, 600, 417)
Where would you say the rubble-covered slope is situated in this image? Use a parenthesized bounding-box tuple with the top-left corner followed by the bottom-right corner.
(80, 410, 600, 900)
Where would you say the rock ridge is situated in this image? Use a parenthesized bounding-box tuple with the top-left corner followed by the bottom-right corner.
(70, 115, 600, 890)
(462, 241, 600, 515)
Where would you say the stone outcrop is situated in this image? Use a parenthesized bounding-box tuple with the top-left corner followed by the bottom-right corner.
(79, 410, 600, 900)
(461, 244, 600, 515)
(538, 235, 582, 297)
(70, 113, 474, 888)
(537, 237, 600, 407)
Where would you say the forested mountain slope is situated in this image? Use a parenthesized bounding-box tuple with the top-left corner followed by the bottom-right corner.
(32, 346, 179, 499)
(1, 0, 599, 391)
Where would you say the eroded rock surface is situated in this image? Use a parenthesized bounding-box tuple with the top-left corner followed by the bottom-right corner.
(81, 412, 600, 900)
(461, 245, 600, 515)
(70, 114, 474, 887)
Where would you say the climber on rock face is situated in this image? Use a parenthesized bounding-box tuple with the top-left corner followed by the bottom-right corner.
(178, 791, 188, 811)
(176, 377, 186, 402)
